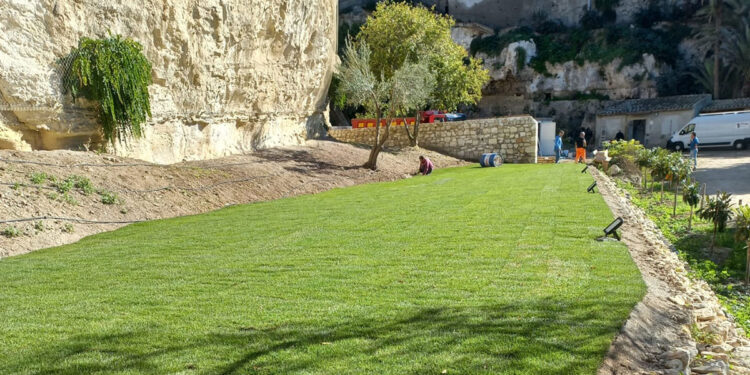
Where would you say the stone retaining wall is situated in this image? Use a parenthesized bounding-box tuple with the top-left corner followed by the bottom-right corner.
(328, 116, 538, 163)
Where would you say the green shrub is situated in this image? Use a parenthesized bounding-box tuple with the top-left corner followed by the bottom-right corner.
(54, 178, 73, 194)
(34, 221, 45, 232)
(68, 175, 94, 195)
(62, 35, 152, 143)
(99, 190, 119, 205)
(1, 226, 20, 238)
(515, 47, 527, 71)
(62, 223, 75, 233)
(29, 172, 50, 185)
(62, 193, 78, 206)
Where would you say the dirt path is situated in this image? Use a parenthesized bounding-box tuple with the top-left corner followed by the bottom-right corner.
(0, 140, 468, 258)
(692, 149, 750, 205)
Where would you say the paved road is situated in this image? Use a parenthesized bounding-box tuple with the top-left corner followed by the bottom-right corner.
(692, 149, 750, 205)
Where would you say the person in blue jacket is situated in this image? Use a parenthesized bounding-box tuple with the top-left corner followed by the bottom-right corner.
(689, 132, 700, 170)
(554, 130, 564, 163)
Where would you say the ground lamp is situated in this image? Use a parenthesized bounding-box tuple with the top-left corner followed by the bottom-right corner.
(603, 217, 624, 241)
(587, 182, 597, 193)
(581, 165, 589, 173)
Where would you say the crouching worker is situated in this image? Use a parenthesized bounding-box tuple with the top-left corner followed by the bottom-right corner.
(418, 155, 434, 175)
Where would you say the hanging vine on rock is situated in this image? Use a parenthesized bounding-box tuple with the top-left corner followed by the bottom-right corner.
(62, 35, 152, 144)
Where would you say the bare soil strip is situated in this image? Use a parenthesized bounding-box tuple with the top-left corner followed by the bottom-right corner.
(0, 140, 467, 257)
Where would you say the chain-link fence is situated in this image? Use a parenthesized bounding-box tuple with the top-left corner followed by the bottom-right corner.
(0, 53, 75, 113)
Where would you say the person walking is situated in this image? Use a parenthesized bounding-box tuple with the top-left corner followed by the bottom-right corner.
(575, 131, 587, 164)
(615, 130, 625, 141)
(554, 130, 564, 163)
(689, 132, 699, 170)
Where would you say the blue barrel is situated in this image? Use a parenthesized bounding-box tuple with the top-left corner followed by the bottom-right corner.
(480, 153, 502, 167)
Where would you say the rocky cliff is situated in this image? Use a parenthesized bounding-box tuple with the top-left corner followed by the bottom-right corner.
(0, 0, 338, 163)
(341, 0, 651, 28)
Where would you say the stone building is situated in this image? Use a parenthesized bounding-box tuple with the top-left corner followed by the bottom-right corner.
(595, 95, 750, 148)
(595, 95, 712, 148)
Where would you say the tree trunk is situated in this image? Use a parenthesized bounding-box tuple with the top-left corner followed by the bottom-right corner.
(713, 0, 722, 98)
(365, 114, 394, 170)
(661, 180, 665, 201)
(711, 222, 718, 250)
(364, 111, 383, 170)
(673, 183, 679, 217)
(688, 206, 694, 230)
(404, 115, 420, 147)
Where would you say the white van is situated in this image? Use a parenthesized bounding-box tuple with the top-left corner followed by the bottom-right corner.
(667, 111, 750, 151)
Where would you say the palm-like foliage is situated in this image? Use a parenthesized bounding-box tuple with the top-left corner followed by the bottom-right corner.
(683, 182, 701, 230)
(727, 20, 750, 96)
(698, 192, 734, 249)
(693, 0, 750, 98)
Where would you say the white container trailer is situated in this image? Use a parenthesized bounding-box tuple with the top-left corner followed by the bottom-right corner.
(667, 111, 750, 151)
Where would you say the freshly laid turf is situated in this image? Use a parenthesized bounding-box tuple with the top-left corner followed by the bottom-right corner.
(0, 164, 645, 374)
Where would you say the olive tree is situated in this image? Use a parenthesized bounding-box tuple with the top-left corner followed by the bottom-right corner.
(336, 40, 435, 170)
(357, 1, 489, 146)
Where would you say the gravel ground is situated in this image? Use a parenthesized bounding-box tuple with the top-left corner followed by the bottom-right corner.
(692, 149, 750, 205)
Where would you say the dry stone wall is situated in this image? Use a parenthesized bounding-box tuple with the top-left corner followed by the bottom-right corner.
(328, 116, 538, 163)
(0, 0, 337, 164)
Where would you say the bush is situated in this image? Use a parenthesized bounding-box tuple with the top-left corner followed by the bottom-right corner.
(62, 223, 75, 233)
(99, 190, 119, 205)
(634, 2, 663, 28)
(29, 172, 50, 185)
(62, 35, 152, 144)
(2, 226, 20, 238)
(580, 10, 605, 30)
(54, 175, 94, 195)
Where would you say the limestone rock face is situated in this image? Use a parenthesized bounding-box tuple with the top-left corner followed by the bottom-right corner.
(477, 40, 660, 100)
(0, 0, 338, 163)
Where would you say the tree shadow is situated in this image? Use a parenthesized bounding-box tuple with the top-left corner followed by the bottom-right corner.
(253, 148, 362, 175)
(3, 296, 636, 374)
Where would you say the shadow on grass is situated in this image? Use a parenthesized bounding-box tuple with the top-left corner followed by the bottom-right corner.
(4, 297, 634, 374)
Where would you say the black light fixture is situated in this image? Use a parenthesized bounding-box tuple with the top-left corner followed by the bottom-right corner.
(603, 217, 624, 241)
(581, 165, 589, 173)
(587, 181, 597, 193)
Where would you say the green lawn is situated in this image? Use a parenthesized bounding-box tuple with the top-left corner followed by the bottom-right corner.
(0, 164, 645, 374)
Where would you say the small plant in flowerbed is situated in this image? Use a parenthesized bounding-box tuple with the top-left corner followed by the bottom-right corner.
(1, 226, 21, 238)
(29, 172, 51, 185)
(98, 190, 119, 205)
(618, 180, 750, 333)
(61, 223, 74, 233)
(605, 139, 750, 333)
